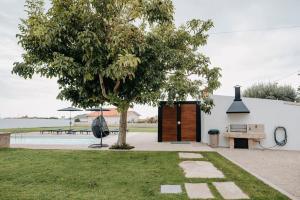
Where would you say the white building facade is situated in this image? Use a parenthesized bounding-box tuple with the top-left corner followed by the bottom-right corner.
(202, 95, 300, 151)
(75, 109, 140, 126)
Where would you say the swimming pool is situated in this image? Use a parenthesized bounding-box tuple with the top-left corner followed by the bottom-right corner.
(10, 134, 108, 145)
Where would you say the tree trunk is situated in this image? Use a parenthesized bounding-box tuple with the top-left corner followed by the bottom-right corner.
(117, 107, 128, 146)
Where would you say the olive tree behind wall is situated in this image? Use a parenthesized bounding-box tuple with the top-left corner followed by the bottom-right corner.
(243, 83, 299, 102)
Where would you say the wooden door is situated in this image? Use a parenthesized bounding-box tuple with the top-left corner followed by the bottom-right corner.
(162, 105, 177, 141)
(180, 104, 197, 141)
(158, 102, 200, 142)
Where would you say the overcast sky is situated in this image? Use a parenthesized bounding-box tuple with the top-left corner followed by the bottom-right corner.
(0, 0, 300, 118)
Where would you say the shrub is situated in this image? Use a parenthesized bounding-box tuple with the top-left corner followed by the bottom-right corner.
(243, 83, 299, 102)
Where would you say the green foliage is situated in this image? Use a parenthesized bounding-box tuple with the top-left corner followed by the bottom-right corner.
(243, 83, 299, 102)
(13, 0, 221, 112)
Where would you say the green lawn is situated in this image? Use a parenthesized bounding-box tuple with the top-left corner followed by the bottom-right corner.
(0, 149, 288, 200)
(0, 126, 157, 134)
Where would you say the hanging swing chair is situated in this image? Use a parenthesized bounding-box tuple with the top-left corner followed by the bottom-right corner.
(87, 107, 110, 148)
(91, 115, 110, 138)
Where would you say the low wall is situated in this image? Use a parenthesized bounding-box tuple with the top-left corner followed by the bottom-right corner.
(202, 95, 300, 151)
(0, 133, 11, 148)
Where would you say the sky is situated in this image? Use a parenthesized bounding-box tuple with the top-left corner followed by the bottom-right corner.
(0, 0, 300, 118)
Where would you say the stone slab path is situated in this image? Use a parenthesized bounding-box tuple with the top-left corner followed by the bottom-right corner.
(185, 183, 214, 199)
(179, 152, 203, 159)
(213, 182, 249, 199)
(161, 152, 250, 199)
(179, 161, 225, 178)
(160, 185, 182, 194)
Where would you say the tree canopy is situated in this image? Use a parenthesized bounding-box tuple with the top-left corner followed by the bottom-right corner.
(243, 83, 299, 102)
(13, 0, 221, 147)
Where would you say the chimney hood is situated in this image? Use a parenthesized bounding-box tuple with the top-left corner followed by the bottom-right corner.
(226, 86, 250, 114)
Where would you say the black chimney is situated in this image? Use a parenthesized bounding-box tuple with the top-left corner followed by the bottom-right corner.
(226, 85, 250, 114)
(234, 86, 241, 101)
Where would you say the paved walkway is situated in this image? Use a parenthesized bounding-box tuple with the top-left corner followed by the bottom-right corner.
(11, 132, 214, 152)
(217, 148, 300, 200)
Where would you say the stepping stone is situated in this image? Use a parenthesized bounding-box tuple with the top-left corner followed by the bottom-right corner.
(160, 185, 182, 194)
(179, 161, 225, 178)
(178, 152, 203, 159)
(185, 183, 214, 199)
(213, 182, 249, 199)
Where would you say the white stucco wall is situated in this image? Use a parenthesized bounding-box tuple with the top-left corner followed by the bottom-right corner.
(202, 95, 300, 151)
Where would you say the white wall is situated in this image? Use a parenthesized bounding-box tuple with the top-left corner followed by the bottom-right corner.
(127, 112, 139, 123)
(86, 116, 119, 125)
(202, 95, 300, 151)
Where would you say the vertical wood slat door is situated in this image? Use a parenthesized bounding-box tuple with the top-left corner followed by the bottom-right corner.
(162, 106, 177, 141)
(180, 104, 197, 141)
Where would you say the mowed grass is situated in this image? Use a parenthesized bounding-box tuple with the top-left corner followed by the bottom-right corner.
(0, 149, 185, 200)
(0, 149, 289, 200)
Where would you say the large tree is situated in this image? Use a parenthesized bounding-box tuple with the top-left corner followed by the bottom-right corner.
(13, 0, 221, 148)
(243, 83, 299, 102)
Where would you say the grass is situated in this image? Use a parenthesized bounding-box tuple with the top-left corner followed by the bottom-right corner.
(0, 126, 157, 134)
(0, 149, 289, 200)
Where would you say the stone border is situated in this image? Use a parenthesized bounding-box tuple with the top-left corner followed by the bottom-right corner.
(0, 133, 11, 148)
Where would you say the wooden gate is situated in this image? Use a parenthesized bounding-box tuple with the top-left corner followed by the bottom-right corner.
(162, 105, 177, 141)
(158, 101, 201, 142)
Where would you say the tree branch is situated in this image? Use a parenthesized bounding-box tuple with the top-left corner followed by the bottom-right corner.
(166, 71, 196, 76)
(99, 74, 109, 99)
(113, 79, 121, 94)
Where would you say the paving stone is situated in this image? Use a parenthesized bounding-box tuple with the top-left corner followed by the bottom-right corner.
(179, 161, 225, 178)
(213, 182, 249, 199)
(178, 152, 203, 159)
(160, 185, 182, 194)
(185, 183, 214, 199)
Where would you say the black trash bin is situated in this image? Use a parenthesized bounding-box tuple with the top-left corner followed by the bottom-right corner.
(208, 129, 220, 148)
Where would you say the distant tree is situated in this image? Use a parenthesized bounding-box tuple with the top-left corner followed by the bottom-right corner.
(147, 116, 158, 123)
(12, 0, 221, 148)
(297, 87, 300, 102)
(243, 83, 299, 102)
(137, 116, 158, 123)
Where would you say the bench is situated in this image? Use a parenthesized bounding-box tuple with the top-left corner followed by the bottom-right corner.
(40, 129, 64, 134)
